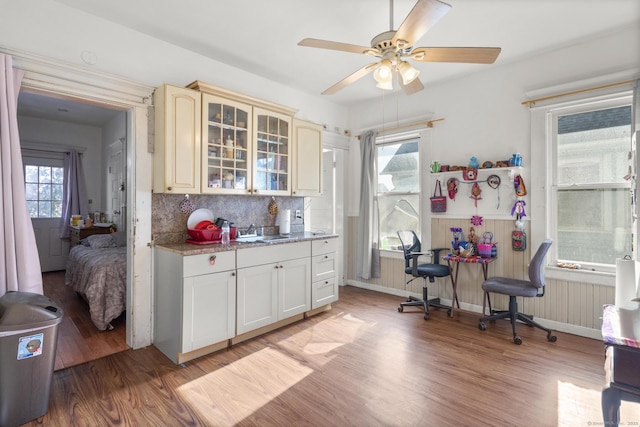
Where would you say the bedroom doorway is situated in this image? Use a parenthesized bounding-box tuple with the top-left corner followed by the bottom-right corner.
(18, 90, 131, 369)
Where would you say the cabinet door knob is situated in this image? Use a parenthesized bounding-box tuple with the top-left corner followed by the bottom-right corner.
(325, 255, 329, 259)
(209, 255, 217, 265)
(231, 272, 236, 276)
(167, 186, 172, 191)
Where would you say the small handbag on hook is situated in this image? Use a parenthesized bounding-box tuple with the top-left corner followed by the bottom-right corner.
(430, 180, 447, 213)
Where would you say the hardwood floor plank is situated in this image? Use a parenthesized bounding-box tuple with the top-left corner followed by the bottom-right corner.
(42, 271, 128, 370)
(23, 285, 640, 426)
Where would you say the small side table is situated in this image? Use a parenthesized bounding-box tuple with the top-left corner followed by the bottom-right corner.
(601, 304, 640, 425)
(442, 254, 496, 316)
(69, 225, 112, 247)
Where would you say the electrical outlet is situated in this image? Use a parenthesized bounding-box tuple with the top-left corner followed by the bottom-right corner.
(295, 209, 302, 219)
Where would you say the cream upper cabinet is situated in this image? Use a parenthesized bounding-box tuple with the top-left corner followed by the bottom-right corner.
(253, 108, 291, 196)
(153, 84, 201, 193)
(200, 93, 252, 194)
(292, 119, 323, 197)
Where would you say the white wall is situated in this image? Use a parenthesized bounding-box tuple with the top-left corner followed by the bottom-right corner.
(347, 24, 640, 239)
(17, 116, 104, 211)
(0, 0, 348, 132)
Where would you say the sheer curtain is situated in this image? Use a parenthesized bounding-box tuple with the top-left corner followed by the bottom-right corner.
(356, 130, 378, 279)
(59, 149, 88, 238)
(632, 79, 639, 261)
(0, 54, 43, 295)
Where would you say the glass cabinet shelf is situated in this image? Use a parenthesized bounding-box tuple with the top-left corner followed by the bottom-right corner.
(202, 94, 252, 194)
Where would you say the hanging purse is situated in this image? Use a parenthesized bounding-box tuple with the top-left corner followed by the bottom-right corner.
(430, 179, 447, 213)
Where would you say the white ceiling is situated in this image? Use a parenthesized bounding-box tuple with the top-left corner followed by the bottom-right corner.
(18, 0, 640, 125)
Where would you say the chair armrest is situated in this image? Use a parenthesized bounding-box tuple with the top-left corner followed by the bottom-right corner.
(430, 248, 450, 265)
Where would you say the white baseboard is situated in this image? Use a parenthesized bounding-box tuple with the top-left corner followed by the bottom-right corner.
(346, 279, 602, 341)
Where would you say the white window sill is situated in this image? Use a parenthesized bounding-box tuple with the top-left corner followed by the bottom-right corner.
(546, 265, 615, 287)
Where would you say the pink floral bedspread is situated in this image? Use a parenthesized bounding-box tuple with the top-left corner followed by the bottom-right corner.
(65, 245, 126, 331)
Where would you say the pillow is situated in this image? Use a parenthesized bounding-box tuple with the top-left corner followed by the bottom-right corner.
(111, 231, 127, 247)
(86, 234, 118, 249)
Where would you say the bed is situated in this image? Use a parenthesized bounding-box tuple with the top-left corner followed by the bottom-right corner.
(65, 233, 127, 331)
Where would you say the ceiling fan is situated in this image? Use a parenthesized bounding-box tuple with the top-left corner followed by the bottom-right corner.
(298, 0, 501, 95)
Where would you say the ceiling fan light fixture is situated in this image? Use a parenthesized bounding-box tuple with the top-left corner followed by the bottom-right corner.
(397, 60, 420, 85)
(376, 79, 393, 91)
(373, 59, 393, 84)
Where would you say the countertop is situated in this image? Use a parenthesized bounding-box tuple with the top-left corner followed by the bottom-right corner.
(155, 231, 339, 256)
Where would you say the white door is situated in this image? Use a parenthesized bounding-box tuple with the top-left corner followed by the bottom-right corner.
(107, 139, 126, 231)
(24, 155, 69, 272)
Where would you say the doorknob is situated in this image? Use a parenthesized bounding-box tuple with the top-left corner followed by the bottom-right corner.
(113, 211, 121, 215)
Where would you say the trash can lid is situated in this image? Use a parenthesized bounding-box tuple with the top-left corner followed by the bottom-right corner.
(0, 291, 63, 333)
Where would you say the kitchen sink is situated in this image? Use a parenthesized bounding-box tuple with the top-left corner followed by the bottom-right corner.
(257, 235, 294, 242)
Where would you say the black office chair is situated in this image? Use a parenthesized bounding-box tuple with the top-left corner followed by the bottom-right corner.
(397, 230, 451, 320)
(478, 239, 557, 344)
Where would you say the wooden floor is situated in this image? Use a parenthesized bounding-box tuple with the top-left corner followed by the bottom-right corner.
(42, 271, 129, 370)
(25, 285, 640, 426)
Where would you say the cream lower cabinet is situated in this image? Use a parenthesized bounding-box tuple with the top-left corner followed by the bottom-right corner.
(236, 241, 311, 335)
(311, 238, 339, 309)
(154, 248, 236, 364)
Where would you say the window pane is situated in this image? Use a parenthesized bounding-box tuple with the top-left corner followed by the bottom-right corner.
(52, 167, 64, 184)
(27, 201, 38, 217)
(39, 183, 51, 200)
(25, 165, 38, 183)
(557, 106, 631, 185)
(38, 201, 52, 218)
(52, 184, 63, 201)
(377, 141, 419, 193)
(52, 201, 63, 218)
(39, 166, 51, 183)
(25, 183, 38, 200)
(378, 194, 420, 249)
(557, 188, 631, 264)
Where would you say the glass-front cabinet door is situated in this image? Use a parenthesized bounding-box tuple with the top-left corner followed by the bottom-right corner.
(253, 108, 291, 195)
(201, 94, 252, 194)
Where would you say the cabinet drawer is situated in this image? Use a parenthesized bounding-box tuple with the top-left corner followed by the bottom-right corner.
(183, 251, 236, 277)
(312, 276, 337, 309)
(312, 238, 338, 255)
(237, 241, 311, 268)
(312, 252, 336, 282)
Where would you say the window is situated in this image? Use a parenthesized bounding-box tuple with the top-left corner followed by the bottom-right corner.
(24, 162, 64, 218)
(376, 137, 420, 250)
(549, 98, 632, 269)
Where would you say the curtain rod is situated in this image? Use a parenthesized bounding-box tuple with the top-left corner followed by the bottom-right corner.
(21, 147, 83, 155)
(356, 118, 444, 139)
(521, 79, 635, 107)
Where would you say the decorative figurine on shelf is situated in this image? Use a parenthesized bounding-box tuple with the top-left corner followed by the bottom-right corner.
(450, 227, 463, 252)
(470, 182, 482, 207)
(468, 226, 479, 256)
(468, 156, 479, 169)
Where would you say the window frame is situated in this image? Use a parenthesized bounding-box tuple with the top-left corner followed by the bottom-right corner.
(540, 93, 633, 276)
(374, 129, 429, 253)
(23, 155, 65, 220)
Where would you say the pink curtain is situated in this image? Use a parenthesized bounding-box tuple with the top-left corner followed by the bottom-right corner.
(0, 54, 43, 296)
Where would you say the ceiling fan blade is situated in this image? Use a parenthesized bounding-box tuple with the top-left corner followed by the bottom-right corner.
(392, 0, 452, 48)
(322, 63, 379, 95)
(298, 38, 373, 55)
(399, 76, 424, 95)
(411, 47, 501, 64)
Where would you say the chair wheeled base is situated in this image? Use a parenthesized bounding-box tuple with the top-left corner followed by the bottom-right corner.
(398, 279, 452, 320)
(478, 295, 557, 345)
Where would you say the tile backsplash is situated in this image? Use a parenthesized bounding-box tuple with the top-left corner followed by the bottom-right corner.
(152, 193, 304, 244)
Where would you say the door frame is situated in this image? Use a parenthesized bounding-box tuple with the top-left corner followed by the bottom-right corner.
(8, 47, 155, 349)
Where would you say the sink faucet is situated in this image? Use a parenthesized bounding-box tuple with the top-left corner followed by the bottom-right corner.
(246, 224, 256, 235)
